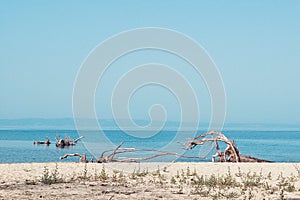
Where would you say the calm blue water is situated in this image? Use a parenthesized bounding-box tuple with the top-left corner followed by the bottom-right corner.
(0, 129, 299, 163)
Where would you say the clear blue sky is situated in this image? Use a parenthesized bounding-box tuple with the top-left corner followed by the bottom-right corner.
(1, 1, 299, 124)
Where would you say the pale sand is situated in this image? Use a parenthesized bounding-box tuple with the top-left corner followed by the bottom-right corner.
(0, 162, 300, 199)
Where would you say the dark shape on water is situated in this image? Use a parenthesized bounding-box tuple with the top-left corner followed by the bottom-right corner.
(55, 135, 84, 148)
(33, 136, 51, 145)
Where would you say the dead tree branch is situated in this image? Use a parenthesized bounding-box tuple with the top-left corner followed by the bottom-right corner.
(60, 141, 204, 163)
(59, 153, 88, 163)
(58, 131, 270, 163)
(184, 130, 270, 163)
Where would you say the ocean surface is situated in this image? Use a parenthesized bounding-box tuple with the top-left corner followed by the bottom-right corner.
(0, 129, 299, 163)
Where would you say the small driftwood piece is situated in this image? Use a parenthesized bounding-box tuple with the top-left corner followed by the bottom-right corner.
(59, 153, 88, 163)
(55, 135, 84, 148)
(33, 136, 51, 145)
(60, 141, 204, 163)
(184, 130, 270, 163)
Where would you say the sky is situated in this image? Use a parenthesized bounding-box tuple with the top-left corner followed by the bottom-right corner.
(0, 1, 300, 125)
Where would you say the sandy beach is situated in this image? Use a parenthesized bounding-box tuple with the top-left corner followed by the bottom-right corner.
(0, 162, 299, 200)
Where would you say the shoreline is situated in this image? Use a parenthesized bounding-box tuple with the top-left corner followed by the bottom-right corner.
(0, 162, 299, 199)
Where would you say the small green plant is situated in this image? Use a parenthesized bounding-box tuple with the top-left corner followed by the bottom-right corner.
(263, 181, 270, 190)
(193, 174, 205, 186)
(192, 168, 197, 176)
(176, 185, 184, 194)
(236, 167, 242, 177)
(247, 189, 254, 200)
(163, 166, 168, 172)
(41, 166, 51, 184)
(279, 189, 284, 200)
(135, 168, 148, 177)
(267, 172, 272, 180)
(223, 191, 239, 199)
(219, 167, 237, 187)
(294, 164, 300, 179)
(79, 163, 89, 180)
(241, 171, 262, 188)
(191, 185, 209, 197)
(206, 174, 217, 188)
(277, 172, 284, 181)
(40, 164, 64, 185)
(285, 182, 295, 192)
(52, 163, 63, 183)
(181, 169, 185, 178)
(93, 168, 98, 181)
(117, 170, 126, 185)
(119, 170, 124, 179)
(170, 176, 176, 184)
(154, 166, 161, 176)
(186, 166, 191, 176)
(111, 170, 117, 182)
(176, 170, 180, 178)
(130, 169, 137, 180)
(157, 174, 164, 186)
(99, 165, 109, 181)
(210, 190, 220, 200)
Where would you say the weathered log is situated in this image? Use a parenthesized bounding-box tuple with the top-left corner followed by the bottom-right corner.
(33, 137, 51, 145)
(59, 153, 88, 163)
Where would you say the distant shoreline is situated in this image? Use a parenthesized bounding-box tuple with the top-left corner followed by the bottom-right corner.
(1, 118, 300, 131)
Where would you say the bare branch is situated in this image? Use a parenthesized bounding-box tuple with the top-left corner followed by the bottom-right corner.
(59, 153, 87, 163)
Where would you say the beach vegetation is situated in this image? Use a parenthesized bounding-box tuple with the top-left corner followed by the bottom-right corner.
(279, 189, 285, 200)
(111, 170, 117, 182)
(170, 176, 176, 184)
(294, 164, 300, 179)
(40, 164, 64, 185)
(163, 166, 168, 172)
(267, 171, 272, 180)
(99, 165, 109, 181)
(186, 166, 191, 176)
(175, 170, 180, 178)
(78, 163, 89, 180)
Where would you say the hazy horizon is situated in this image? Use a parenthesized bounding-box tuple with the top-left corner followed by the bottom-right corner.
(1, 118, 300, 131)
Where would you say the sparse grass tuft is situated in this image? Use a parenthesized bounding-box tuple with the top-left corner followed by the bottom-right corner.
(40, 164, 64, 185)
(32, 164, 298, 199)
(99, 165, 109, 181)
(294, 164, 300, 179)
(170, 176, 176, 184)
(78, 163, 89, 180)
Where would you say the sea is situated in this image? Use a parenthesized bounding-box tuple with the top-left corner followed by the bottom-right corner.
(0, 126, 299, 163)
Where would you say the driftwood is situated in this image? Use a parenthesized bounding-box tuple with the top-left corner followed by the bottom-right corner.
(55, 135, 84, 148)
(59, 153, 88, 163)
(183, 130, 270, 163)
(59, 131, 270, 163)
(60, 141, 205, 163)
(33, 137, 51, 145)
